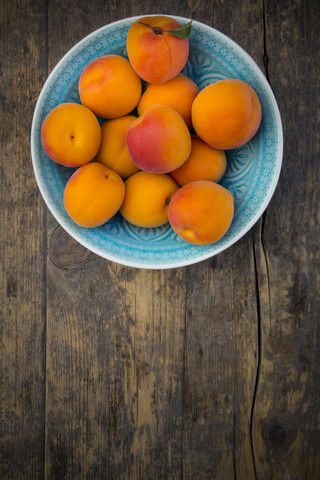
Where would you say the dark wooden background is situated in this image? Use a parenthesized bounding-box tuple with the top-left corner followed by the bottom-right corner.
(1, 0, 319, 478)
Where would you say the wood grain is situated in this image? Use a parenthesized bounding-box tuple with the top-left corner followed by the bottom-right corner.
(251, 0, 320, 478)
(1, 0, 319, 479)
(0, 1, 47, 478)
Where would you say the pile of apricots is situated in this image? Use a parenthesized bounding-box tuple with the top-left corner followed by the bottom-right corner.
(41, 15, 262, 246)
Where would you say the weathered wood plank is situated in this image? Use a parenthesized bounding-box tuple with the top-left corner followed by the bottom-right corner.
(181, 247, 259, 480)
(252, 0, 320, 478)
(126, 267, 188, 479)
(0, 1, 48, 478)
(45, 222, 188, 479)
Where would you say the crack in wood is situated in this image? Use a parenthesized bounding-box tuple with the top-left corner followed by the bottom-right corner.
(233, 413, 237, 480)
(251, 209, 270, 480)
(180, 284, 188, 480)
(262, 0, 271, 84)
(250, 230, 262, 480)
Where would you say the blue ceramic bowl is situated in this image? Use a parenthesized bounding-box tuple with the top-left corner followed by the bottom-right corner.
(31, 15, 283, 269)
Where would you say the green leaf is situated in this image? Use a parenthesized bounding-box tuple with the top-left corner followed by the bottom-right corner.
(167, 20, 193, 39)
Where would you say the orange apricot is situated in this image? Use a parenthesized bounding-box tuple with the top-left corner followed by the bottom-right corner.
(191, 79, 262, 149)
(41, 103, 101, 167)
(78, 54, 142, 118)
(168, 180, 234, 245)
(63, 162, 125, 228)
(126, 16, 189, 84)
(120, 171, 179, 228)
(170, 136, 227, 186)
(137, 74, 199, 128)
(95, 116, 140, 179)
(126, 105, 191, 174)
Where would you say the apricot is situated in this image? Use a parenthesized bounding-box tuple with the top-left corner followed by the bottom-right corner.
(137, 74, 199, 128)
(78, 54, 142, 118)
(126, 16, 189, 84)
(126, 105, 192, 174)
(168, 181, 234, 245)
(191, 79, 262, 149)
(95, 116, 140, 179)
(63, 162, 125, 228)
(120, 171, 179, 228)
(170, 136, 227, 186)
(41, 103, 101, 167)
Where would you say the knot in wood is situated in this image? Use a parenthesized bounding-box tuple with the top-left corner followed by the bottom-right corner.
(268, 425, 286, 448)
(262, 414, 298, 451)
(49, 225, 94, 269)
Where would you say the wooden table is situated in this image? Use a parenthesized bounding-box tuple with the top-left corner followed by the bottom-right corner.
(1, 1, 319, 478)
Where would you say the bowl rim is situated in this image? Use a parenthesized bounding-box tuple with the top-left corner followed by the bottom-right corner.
(31, 14, 283, 269)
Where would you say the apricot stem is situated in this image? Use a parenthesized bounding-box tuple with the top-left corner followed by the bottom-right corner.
(138, 22, 164, 35)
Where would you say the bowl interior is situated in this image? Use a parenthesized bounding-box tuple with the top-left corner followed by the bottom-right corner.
(31, 16, 283, 269)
